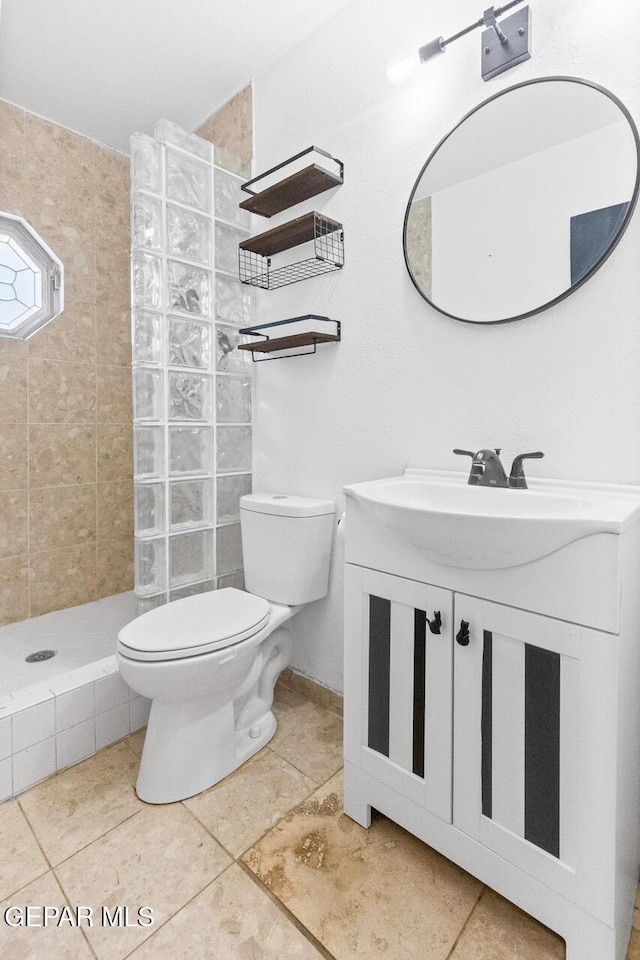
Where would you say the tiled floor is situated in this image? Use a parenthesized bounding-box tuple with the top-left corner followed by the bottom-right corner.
(1, 681, 639, 960)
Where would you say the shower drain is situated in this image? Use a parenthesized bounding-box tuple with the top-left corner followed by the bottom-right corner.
(25, 650, 56, 663)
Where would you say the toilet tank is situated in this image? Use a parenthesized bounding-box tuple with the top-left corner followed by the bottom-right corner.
(240, 494, 335, 605)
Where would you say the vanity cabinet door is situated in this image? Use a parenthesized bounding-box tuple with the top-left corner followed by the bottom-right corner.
(452, 595, 617, 920)
(344, 565, 454, 822)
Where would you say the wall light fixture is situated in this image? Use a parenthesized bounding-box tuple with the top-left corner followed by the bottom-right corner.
(387, 1, 532, 85)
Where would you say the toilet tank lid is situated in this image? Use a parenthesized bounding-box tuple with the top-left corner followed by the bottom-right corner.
(240, 493, 335, 518)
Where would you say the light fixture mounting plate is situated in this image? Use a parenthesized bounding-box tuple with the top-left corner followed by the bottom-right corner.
(481, 5, 531, 82)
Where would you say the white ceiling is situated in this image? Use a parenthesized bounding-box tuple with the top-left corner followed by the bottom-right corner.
(0, 0, 353, 153)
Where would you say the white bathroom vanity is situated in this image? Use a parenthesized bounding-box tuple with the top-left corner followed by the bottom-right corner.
(343, 468, 640, 960)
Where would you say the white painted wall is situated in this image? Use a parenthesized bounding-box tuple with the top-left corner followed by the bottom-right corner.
(431, 120, 635, 320)
(252, 0, 640, 693)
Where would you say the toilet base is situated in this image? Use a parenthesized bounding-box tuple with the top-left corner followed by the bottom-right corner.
(135, 698, 277, 804)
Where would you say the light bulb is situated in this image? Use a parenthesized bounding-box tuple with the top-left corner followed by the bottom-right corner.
(386, 49, 421, 86)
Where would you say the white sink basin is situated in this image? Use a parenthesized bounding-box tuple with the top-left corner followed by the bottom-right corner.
(344, 469, 640, 569)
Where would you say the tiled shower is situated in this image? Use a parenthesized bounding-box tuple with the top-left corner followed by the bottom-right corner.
(130, 120, 256, 612)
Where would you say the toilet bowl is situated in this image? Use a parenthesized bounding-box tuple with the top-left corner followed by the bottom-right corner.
(117, 493, 335, 803)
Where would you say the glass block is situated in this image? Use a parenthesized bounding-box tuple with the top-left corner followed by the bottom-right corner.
(216, 523, 243, 576)
(216, 376, 251, 422)
(169, 528, 214, 587)
(170, 478, 213, 530)
(214, 144, 251, 180)
(169, 317, 211, 369)
(217, 473, 252, 524)
(133, 309, 162, 365)
(170, 580, 215, 601)
(133, 367, 163, 421)
(217, 570, 245, 591)
(132, 251, 162, 309)
(167, 260, 211, 317)
(169, 372, 212, 421)
(137, 594, 166, 615)
(134, 426, 165, 480)
(166, 148, 211, 212)
(135, 537, 166, 596)
(216, 323, 253, 374)
(131, 134, 161, 195)
(217, 426, 251, 474)
(135, 483, 165, 538)
(214, 169, 250, 229)
(167, 204, 211, 266)
(215, 274, 254, 326)
(169, 426, 213, 476)
(155, 119, 212, 162)
(132, 194, 162, 252)
(215, 222, 247, 276)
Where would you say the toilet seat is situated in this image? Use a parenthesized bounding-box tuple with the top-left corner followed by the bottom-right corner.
(117, 588, 271, 663)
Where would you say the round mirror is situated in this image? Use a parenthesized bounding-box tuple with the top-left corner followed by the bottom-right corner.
(403, 78, 640, 324)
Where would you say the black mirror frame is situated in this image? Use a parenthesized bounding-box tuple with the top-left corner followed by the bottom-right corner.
(402, 76, 640, 325)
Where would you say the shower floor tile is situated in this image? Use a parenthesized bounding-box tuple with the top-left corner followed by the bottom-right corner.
(0, 591, 137, 698)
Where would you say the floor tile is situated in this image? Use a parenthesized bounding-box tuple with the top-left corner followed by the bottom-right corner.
(271, 696, 343, 784)
(19, 741, 143, 864)
(0, 871, 94, 959)
(127, 863, 323, 960)
(184, 747, 315, 857)
(0, 799, 49, 900)
(243, 771, 482, 960)
(628, 930, 640, 959)
(449, 888, 564, 960)
(55, 802, 231, 960)
(126, 728, 146, 757)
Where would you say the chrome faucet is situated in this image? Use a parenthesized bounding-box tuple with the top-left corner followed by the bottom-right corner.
(454, 448, 544, 489)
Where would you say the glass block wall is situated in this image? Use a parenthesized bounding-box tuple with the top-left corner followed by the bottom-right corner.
(130, 119, 255, 613)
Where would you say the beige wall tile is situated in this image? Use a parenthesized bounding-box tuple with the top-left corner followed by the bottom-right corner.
(97, 423, 133, 481)
(0, 101, 134, 618)
(30, 423, 96, 487)
(0, 424, 28, 490)
(97, 536, 134, 598)
(29, 358, 96, 423)
(97, 364, 132, 422)
(196, 85, 253, 165)
(28, 302, 96, 364)
(0, 489, 28, 559)
(29, 483, 97, 553)
(0, 354, 28, 423)
(0, 98, 25, 213)
(19, 742, 142, 865)
(97, 480, 134, 540)
(29, 541, 97, 616)
(0, 800, 49, 901)
(23, 112, 95, 238)
(0, 554, 29, 625)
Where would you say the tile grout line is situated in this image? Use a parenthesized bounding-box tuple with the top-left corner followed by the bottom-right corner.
(50, 861, 100, 960)
(16, 796, 54, 871)
(443, 885, 487, 960)
(238, 860, 337, 960)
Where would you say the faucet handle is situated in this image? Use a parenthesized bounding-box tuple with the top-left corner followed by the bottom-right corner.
(453, 449, 475, 459)
(509, 451, 544, 489)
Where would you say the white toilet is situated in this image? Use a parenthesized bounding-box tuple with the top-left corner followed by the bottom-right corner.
(116, 493, 334, 803)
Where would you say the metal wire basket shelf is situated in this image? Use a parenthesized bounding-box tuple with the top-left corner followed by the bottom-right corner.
(238, 212, 344, 290)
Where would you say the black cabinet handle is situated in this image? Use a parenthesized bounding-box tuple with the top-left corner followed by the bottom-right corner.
(427, 611, 442, 635)
(456, 620, 470, 646)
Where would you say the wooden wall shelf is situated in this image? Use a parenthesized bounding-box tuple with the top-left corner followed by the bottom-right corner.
(240, 146, 343, 219)
(238, 316, 341, 361)
(239, 211, 342, 257)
